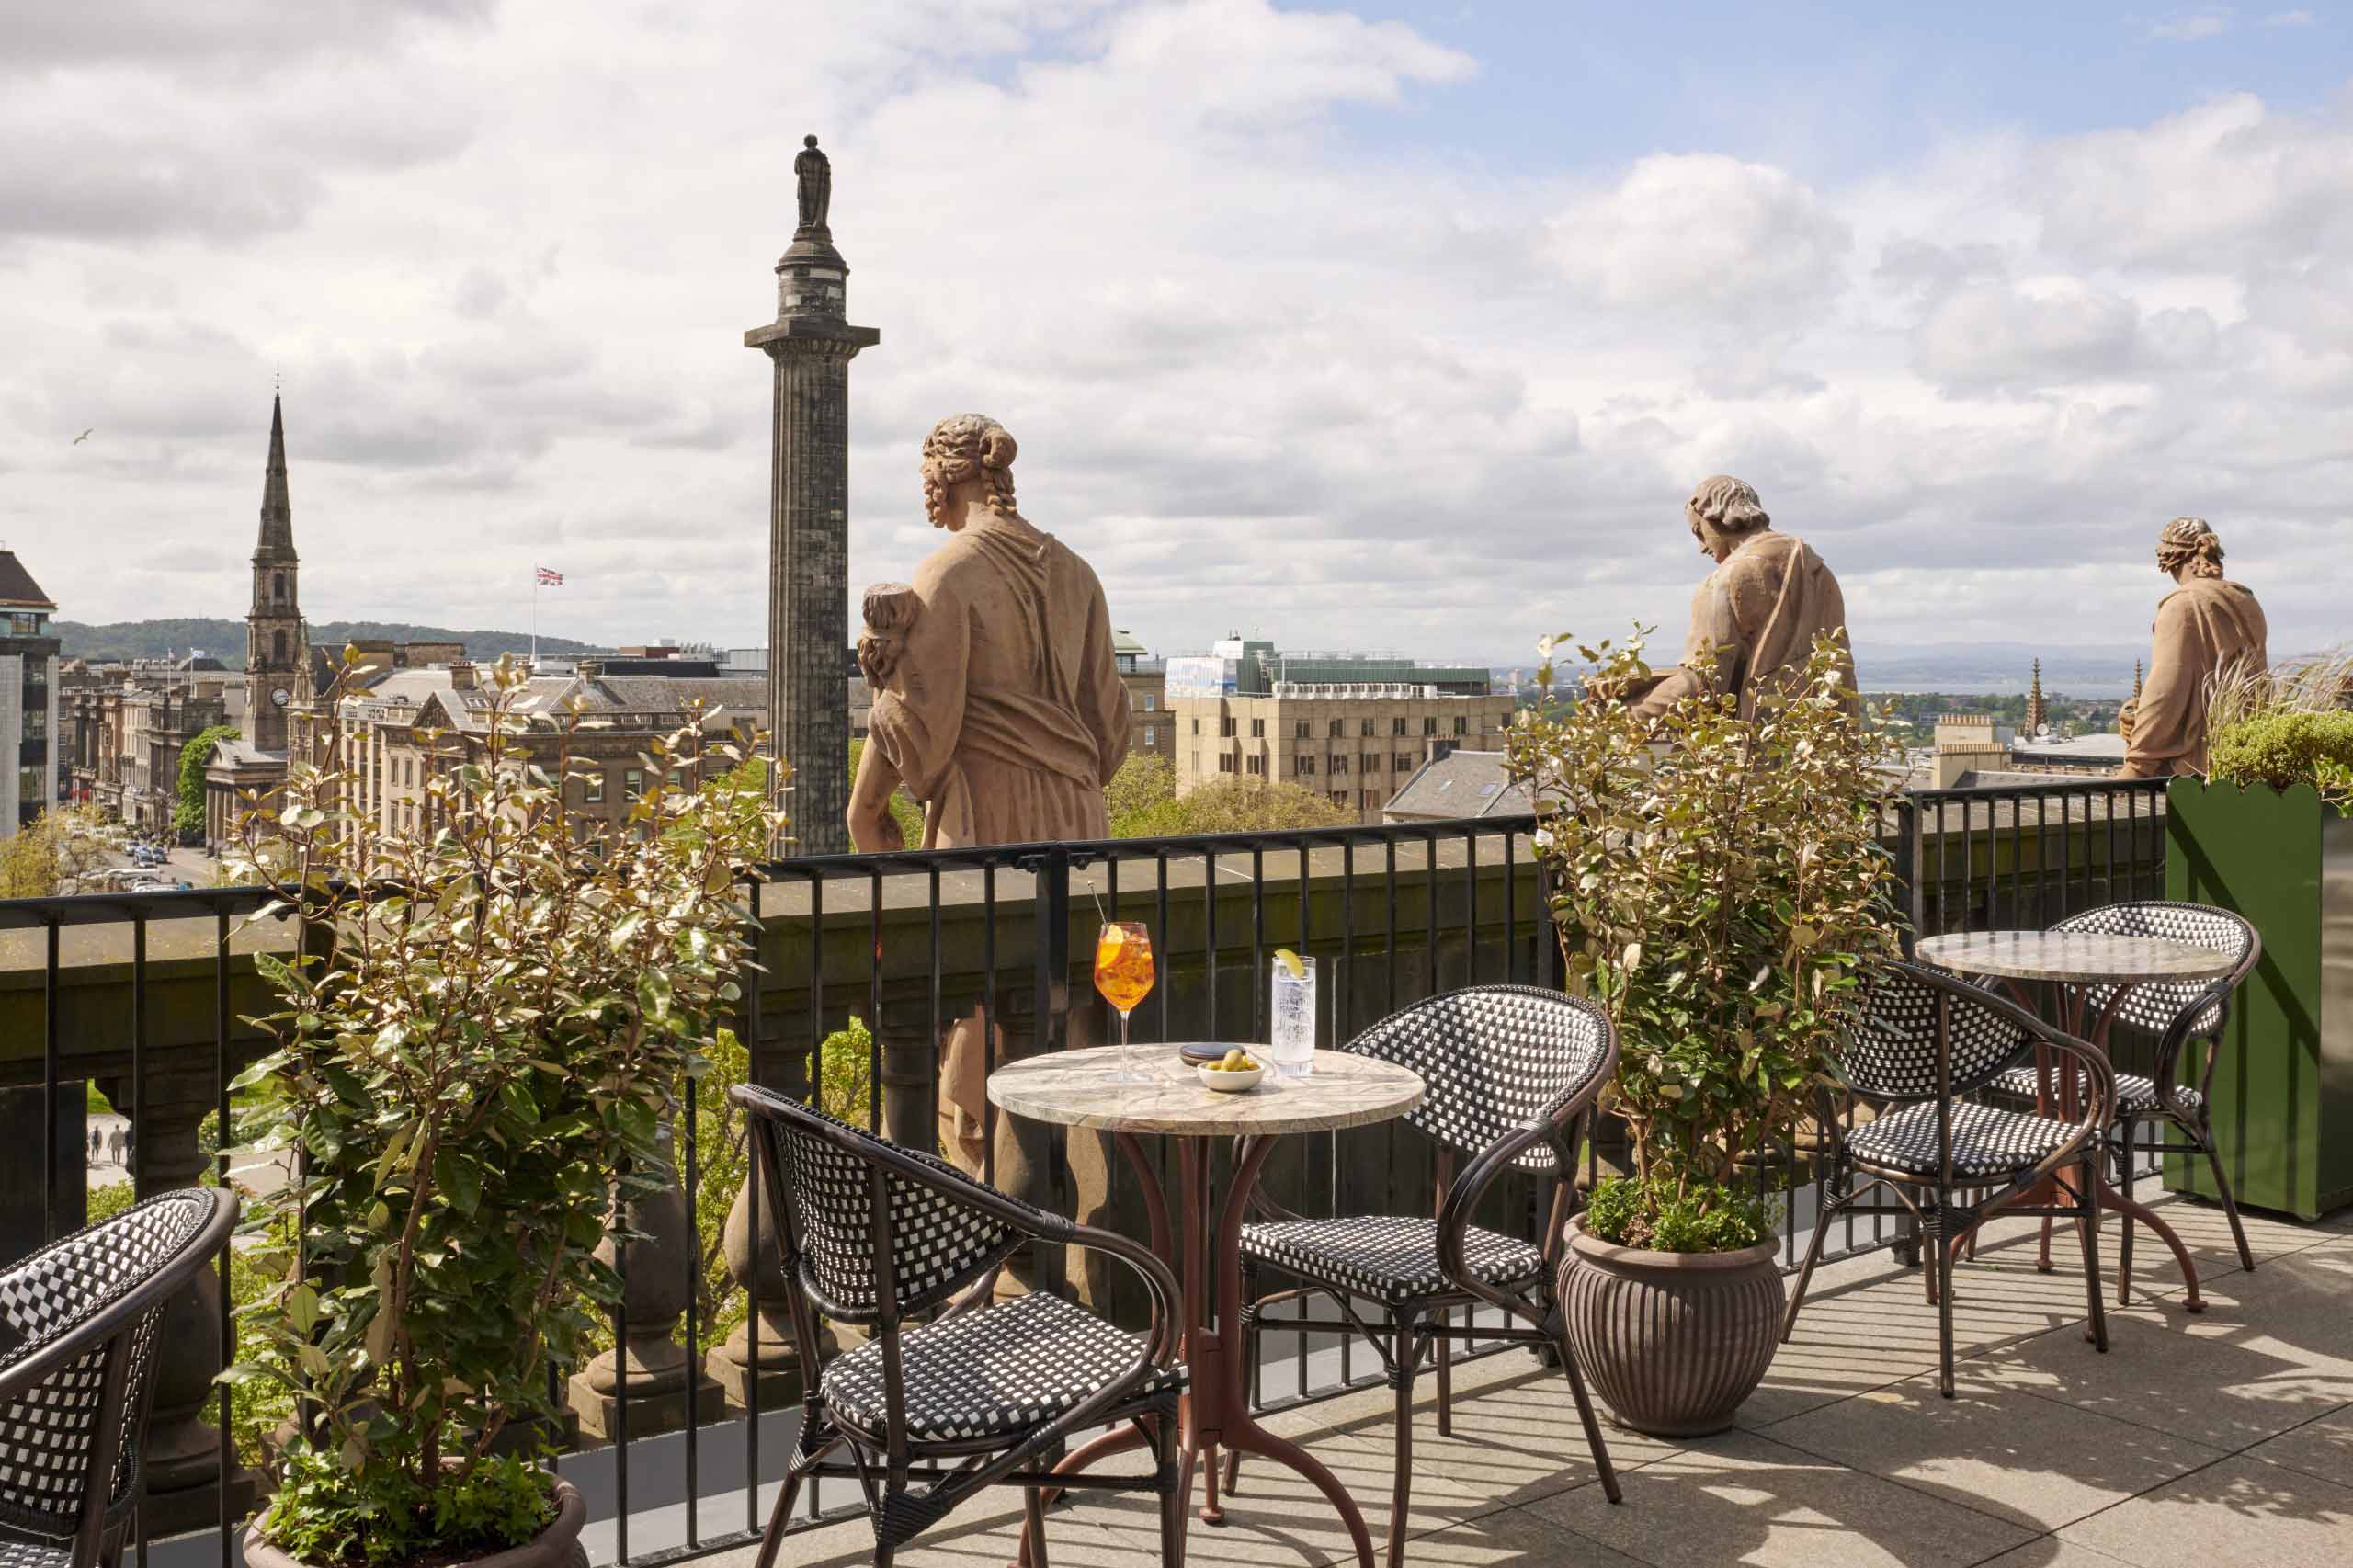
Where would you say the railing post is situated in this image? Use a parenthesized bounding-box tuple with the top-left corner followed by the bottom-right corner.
(1006, 847, 1074, 1297)
(570, 1130, 721, 1440)
(1896, 796, 1923, 955)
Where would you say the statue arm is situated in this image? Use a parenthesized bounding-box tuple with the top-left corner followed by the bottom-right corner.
(858, 573, 971, 829)
(847, 735, 906, 852)
(2120, 597, 2205, 778)
(1075, 574, 1133, 789)
(1628, 576, 1745, 721)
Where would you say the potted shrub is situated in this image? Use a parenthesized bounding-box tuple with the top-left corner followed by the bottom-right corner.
(222, 655, 779, 1568)
(2164, 655, 2353, 1220)
(1508, 631, 1900, 1436)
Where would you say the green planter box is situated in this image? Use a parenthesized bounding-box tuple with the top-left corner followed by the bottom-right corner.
(2164, 779, 2353, 1220)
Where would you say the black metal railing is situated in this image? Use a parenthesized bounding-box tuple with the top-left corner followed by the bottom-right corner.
(0, 776, 2173, 1567)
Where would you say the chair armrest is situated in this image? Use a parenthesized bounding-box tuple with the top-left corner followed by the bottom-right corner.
(1434, 1116, 1569, 1323)
(2157, 978, 2234, 1119)
(2022, 1021, 2116, 1180)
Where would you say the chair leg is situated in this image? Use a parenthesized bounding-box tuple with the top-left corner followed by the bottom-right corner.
(1023, 1487, 1051, 1568)
(1154, 1410, 1188, 1568)
(1386, 1315, 1420, 1568)
(749, 1454, 813, 1568)
(2116, 1119, 2137, 1307)
(1435, 1304, 1454, 1437)
(1779, 1171, 1842, 1342)
(1553, 1310, 1621, 1504)
(2076, 1157, 2109, 1353)
(2199, 1116, 2257, 1274)
(1935, 1210, 1958, 1399)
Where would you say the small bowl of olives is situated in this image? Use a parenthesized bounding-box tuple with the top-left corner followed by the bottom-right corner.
(1197, 1049, 1266, 1093)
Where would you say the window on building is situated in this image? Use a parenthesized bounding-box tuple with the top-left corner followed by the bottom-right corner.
(625, 767, 645, 799)
(1360, 790, 1378, 811)
(1218, 755, 1236, 774)
(1331, 756, 1348, 775)
(1144, 694, 1158, 711)
(273, 571, 288, 602)
(273, 630, 289, 663)
(1362, 753, 1379, 772)
(1423, 717, 1438, 736)
(1220, 716, 1236, 738)
(1246, 755, 1264, 776)
(1250, 718, 1265, 738)
(1453, 715, 1468, 736)
(1328, 719, 1345, 738)
(1361, 719, 1376, 737)
(583, 770, 606, 804)
(1392, 717, 1407, 736)
(1295, 756, 1316, 775)
(1395, 753, 1413, 772)
(1191, 718, 1200, 735)
(1330, 790, 1349, 808)
(1293, 720, 1311, 739)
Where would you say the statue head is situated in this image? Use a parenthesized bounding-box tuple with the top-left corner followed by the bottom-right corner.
(921, 414, 1019, 531)
(2156, 517, 2225, 581)
(1686, 475, 1770, 564)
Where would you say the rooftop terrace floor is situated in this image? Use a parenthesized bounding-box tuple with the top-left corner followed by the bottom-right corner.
(729, 1191, 2353, 1567)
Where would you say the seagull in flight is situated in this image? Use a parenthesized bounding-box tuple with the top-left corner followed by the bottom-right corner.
(73, 429, 92, 444)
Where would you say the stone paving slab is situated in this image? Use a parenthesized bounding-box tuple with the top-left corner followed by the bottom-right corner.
(710, 1192, 2353, 1568)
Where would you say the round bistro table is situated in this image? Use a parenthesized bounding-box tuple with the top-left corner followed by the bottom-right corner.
(1915, 928, 2237, 1309)
(989, 1044, 1425, 1568)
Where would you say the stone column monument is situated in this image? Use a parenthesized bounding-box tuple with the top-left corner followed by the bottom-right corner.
(746, 134, 879, 857)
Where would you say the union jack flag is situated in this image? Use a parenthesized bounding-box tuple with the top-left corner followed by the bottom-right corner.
(535, 566, 564, 585)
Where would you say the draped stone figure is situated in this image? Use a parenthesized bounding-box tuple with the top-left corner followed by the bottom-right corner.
(1597, 475, 1857, 720)
(2119, 517, 2268, 779)
(850, 414, 1131, 1173)
(793, 134, 831, 233)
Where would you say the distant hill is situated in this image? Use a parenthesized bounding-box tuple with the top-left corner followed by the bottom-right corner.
(55, 619, 606, 669)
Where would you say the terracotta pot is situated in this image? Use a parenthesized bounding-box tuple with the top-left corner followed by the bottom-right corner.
(243, 1474, 588, 1568)
(1557, 1217, 1783, 1437)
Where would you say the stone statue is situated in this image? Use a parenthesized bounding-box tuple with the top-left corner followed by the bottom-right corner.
(1591, 475, 1856, 721)
(849, 414, 1131, 1173)
(793, 133, 830, 233)
(2118, 517, 2268, 778)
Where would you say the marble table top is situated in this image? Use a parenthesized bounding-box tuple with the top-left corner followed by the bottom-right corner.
(1916, 929, 2235, 984)
(986, 1045, 1425, 1136)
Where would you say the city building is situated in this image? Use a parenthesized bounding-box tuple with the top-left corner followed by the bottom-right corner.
(1168, 636, 1515, 822)
(1115, 630, 1170, 762)
(1381, 749, 1533, 824)
(0, 549, 62, 835)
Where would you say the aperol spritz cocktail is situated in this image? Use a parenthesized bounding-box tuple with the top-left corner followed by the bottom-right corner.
(1094, 921, 1156, 1081)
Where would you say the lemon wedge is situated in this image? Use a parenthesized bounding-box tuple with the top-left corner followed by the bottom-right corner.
(1273, 948, 1305, 979)
(1099, 925, 1126, 949)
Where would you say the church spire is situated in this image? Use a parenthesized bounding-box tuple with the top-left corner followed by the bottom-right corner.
(2026, 659, 2048, 736)
(256, 393, 295, 562)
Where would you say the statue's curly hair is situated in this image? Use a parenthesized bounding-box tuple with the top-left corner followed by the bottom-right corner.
(921, 414, 1019, 517)
(1687, 474, 1770, 535)
(2157, 517, 2225, 579)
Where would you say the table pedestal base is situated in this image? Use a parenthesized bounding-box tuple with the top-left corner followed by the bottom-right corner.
(1018, 1133, 1376, 1568)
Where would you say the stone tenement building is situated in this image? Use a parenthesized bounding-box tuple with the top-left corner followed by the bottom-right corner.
(1168, 636, 1514, 822)
(253, 658, 765, 849)
(0, 548, 61, 836)
(1115, 629, 1171, 763)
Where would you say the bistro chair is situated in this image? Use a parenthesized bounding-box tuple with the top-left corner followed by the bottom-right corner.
(1984, 901, 2261, 1301)
(0, 1187, 239, 1568)
(1784, 960, 2113, 1396)
(731, 1085, 1188, 1568)
(1229, 985, 1622, 1568)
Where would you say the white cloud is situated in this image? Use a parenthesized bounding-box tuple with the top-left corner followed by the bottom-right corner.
(1543, 154, 1851, 318)
(2149, 8, 2235, 40)
(0, 0, 2346, 675)
(2262, 9, 2315, 27)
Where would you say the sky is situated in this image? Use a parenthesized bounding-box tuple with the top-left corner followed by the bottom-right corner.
(4, 0, 2349, 671)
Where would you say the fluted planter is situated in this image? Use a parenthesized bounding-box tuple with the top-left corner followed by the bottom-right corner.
(1557, 1217, 1782, 1437)
(244, 1475, 588, 1568)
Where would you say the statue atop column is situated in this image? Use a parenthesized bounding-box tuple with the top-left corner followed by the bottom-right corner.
(2118, 517, 2268, 778)
(1590, 475, 1857, 720)
(794, 134, 831, 235)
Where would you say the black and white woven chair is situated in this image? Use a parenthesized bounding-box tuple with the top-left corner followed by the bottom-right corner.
(1983, 902, 2260, 1302)
(1784, 960, 2112, 1397)
(731, 1086, 1187, 1568)
(0, 1188, 238, 1568)
(1229, 985, 1622, 1568)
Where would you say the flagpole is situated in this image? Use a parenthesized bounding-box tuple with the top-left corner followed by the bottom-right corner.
(531, 569, 539, 671)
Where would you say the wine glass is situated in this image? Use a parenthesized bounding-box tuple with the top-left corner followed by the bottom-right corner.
(1093, 921, 1155, 1082)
